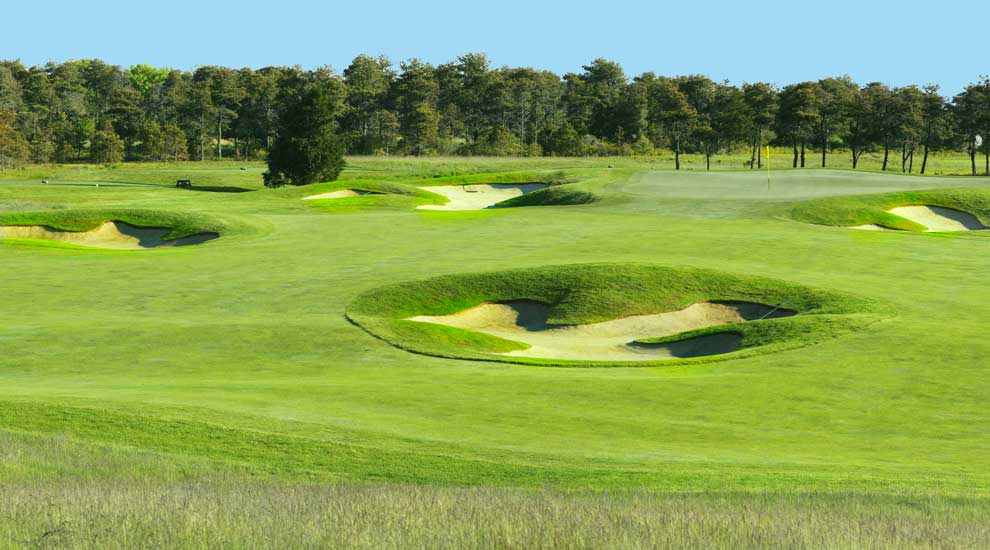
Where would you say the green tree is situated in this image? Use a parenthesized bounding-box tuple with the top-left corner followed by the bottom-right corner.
(342, 55, 395, 153)
(646, 78, 697, 169)
(233, 67, 280, 157)
(393, 59, 439, 155)
(776, 82, 819, 167)
(436, 53, 497, 146)
(814, 77, 856, 167)
(0, 108, 29, 169)
(193, 66, 245, 159)
(127, 64, 169, 98)
(742, 82, 778, 168)
(699, 83, 748, 170)
(90, 120, 124, 163)
(161, 123, 189, 161)
(952, 83, 984, 175)
(108, 87, 145, 158)
(139, 119, 163, 160)
(895, 86, 924, 172)
(264, 68, 347, 186)
(842, 84, 873, 169)
(919, 85, 950, 175)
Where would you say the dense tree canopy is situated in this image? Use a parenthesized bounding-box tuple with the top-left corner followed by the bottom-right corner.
(1, 56, 989, 176)
(263, 68, 347, 186)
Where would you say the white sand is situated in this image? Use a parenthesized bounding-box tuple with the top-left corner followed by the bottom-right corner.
(849, 224, 894, 231)
(887, 205, 985, 232)
(0, 221, 218, 249)
(302, 189, 380, 200)
(416, 184, 548, 210)
(408, 300, 794, 361)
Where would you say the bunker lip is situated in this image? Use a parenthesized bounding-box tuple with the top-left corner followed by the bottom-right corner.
(416, 183, 549, 210)
(302, 189, 382, 200)
(407, 300, 796, 362)
(0, 221, 219, 249)
(347, 263, 875, 367)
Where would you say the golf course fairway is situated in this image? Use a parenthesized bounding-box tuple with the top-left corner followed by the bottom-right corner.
(2, 158, 990, 547)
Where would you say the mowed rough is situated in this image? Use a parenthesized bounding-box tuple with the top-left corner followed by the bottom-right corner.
(409, 300, 793, 361)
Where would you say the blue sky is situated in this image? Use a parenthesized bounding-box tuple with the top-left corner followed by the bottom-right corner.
(3, 0, 987, 94)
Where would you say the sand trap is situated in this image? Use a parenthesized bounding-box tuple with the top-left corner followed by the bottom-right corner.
(887, 205, 985, 232)
(408, 300, 795, 361)
(302, 189, 381, 200)
(0, 221, 218, 249)
(416, 183, 548, 210)
(850, 224, 895, 231)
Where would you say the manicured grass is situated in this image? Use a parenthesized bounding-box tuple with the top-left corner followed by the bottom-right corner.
(347, 263, 881, 366)
(790, 188, 990, 230)
(4, 159, 990, 545)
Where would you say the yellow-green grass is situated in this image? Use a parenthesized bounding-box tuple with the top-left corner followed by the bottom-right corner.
(347, 263, 881, 367)
(3, 160, 990, 545)
(3, 433, 989, 550)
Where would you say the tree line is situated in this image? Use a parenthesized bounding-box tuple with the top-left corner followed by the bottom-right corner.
(1, 55, 990, 178)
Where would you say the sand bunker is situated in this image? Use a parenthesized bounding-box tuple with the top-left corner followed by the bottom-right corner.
(0, 221, 218, 249)
(408, 300, 795, 361)
(849, 224, 895, 231)
(302, 189, 381, 200)
(416, 183, 548, 210)
(887, 205, 985, 232)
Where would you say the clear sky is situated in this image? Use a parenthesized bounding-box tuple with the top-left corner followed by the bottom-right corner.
(3, 0, 987, 94)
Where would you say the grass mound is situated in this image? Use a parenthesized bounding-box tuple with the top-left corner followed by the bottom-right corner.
(790, 188, 990, 231)
(0, 208, 225, 249)
(495, 185, 597, 207)
(297, 179, 447, 211)
(415, 170, 595, 209)
(417, 170, 575, 187)
(347, 263, 881, 367)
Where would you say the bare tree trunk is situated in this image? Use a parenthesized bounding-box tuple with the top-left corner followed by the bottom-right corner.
(675, 139, 681, 170)
(882, 144, 889, 171)
(801, 143, 806, 168)
(706, 151, 711, 171)
(217, 117, 223, 159)
(792, 142, 798, 168)
(909, 150, 914, 173)
(921, 144, 930, 174)
(971, 148, 977, 176)
(851, 148, 858, 169)
(757, 130, 763, 169)
(750, 139, 756, 169)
